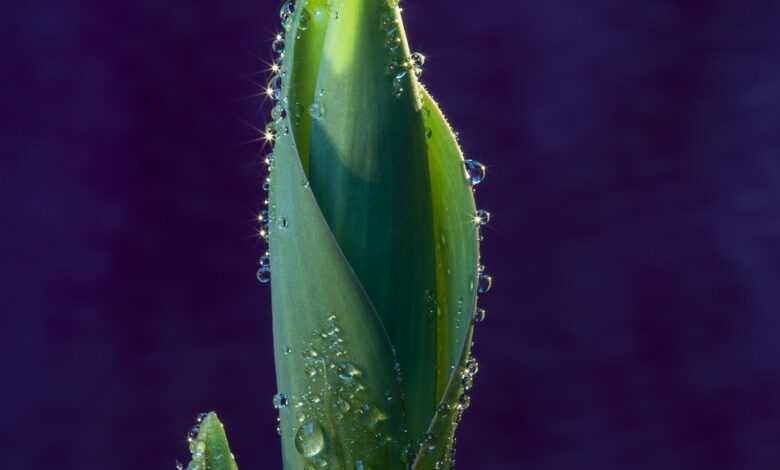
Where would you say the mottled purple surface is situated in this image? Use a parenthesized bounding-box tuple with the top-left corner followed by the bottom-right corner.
(4, 1, 780, 469)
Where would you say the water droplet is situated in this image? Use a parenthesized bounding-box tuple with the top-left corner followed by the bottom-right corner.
(271, 104, 287, 122)
(463, 159, 486, 186)
(364, 405, 388, 429)
(337, 362, 363, 381)
(336, 398, 351, 412)
(477, 272, 492, 293)
(267, 75, 282, 101)
(473, 308, 487, 323)
(284, 345, 292, 355)
(386, 33, 401, 53)
(273, 392, 289, 409)
(309, 102, 325, 120)
(473, 209, 491, 225)
(186, 425, 200, 443)
(298, 8, 311, 31)
(458, 393, 471, 410)
(392, 70, 407, 97)
(295, 421, 325, 457)
(279, 216, 288, 229)
(259, 255, 270, 267)
(196, 412, 209, 423)
(380, 13, 395, 31)
(280, 1, 295, 31)
(461, 356, 479, 390)
(272, 33, 285, 56)
(409, 52, 426, 78)
(257, 266, 271, 283)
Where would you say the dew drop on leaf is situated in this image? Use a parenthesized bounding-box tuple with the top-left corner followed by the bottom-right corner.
(410, 52, 426, 78)
(473, 209, 491, 225)
(259, 255, 270, 267)
(280, 1, 295, 31)
(477, 272, 492, 293)
(392, 70, 407, 97)
(256, 266, 271, 283)
(272, 33, 285, 56)
(464, 159, 486, 186)
(295, 421, 325, 457)
(273, 392, 289, 409)
(298, 8, 310, 31)
(473, 307, 487, 323)
(267, 75, 282, 101)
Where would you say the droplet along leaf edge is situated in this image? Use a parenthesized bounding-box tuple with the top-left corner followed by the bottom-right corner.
(183, 412, 239, 470)
(412, 87, 481, 470)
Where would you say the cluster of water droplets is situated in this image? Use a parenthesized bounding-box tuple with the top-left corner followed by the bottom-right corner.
(257, 1, 301, 286)
(379, 6, 426, 102)
(272, 314, 405, 469)
(175, 412, 230, 470)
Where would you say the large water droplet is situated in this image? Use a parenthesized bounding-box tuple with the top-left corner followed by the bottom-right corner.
(298, 8, 311, 31)
(473, 209, 491, 225)
(477, 271, 492, 293)
(410, 52, 426, 78)
(271, 104, 287, 122)
(259, 254, 270, 268)
(257, 266, 271, 283)
(295, 421, 325, 457)
(464, 159, 486, 186)
(273, 392, 289, 409)
(267, 75, 282, 101)
(280, 1, 295, 31)
(272, 33, 285, 56)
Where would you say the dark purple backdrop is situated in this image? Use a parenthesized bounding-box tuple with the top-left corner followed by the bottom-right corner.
(4, 1, 780, 469)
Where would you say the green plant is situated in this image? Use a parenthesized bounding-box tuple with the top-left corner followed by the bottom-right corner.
(180, 1, 490, 469)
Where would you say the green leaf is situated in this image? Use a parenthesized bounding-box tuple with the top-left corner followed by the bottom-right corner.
(284, 0, 331, 174)
(306, 0, 437, 446)
(268, 124, 407, 469)
(411, 88, 479, 469)
(184, 412, 239, 470)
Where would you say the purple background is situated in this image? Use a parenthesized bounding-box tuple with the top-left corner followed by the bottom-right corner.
(5, 1, 780, 469)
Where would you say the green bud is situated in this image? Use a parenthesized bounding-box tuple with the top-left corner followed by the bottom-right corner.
(263, 1, 486, 469)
